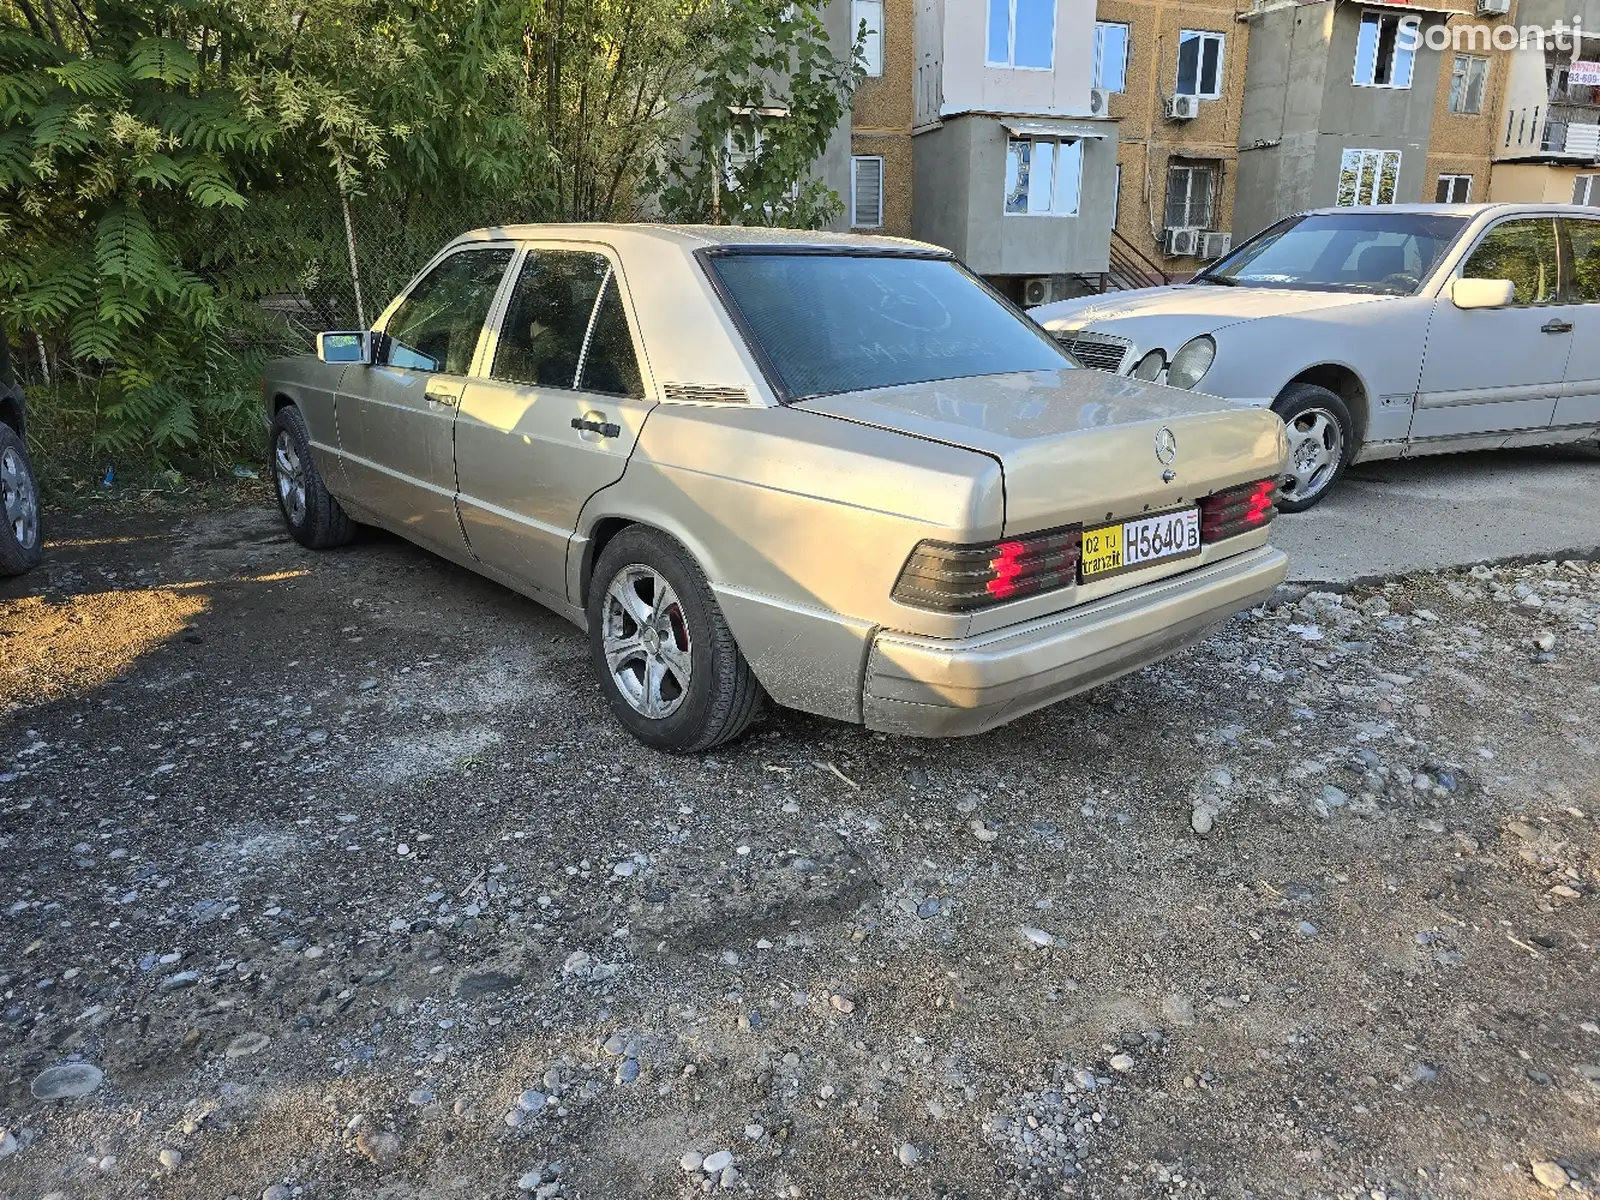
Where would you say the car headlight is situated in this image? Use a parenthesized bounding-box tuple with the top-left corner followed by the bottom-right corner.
(1166, 336, 1216, 390)
(1131, 350, 1165, 381)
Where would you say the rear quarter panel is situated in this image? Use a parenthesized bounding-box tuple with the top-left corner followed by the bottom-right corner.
(263, 355, 349, 494)
(572, 403, 1004, 722)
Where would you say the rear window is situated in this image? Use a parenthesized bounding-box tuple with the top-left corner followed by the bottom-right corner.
(707, 252, 1071, 400)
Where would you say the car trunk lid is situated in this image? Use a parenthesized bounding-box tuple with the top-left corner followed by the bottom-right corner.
(795, 368, 1286, 536)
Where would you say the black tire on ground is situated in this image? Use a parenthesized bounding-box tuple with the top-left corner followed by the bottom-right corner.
(1271, 383, 1357, 513)
(0, 420, 42, 576)
(269, 403, 356, 549)
(587, 526, 764, 753)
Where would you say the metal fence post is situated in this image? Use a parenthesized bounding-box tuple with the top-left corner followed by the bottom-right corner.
(341, 188, 368, 329)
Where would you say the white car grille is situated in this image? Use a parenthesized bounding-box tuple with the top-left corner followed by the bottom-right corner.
(1055, 331, 1131, 374)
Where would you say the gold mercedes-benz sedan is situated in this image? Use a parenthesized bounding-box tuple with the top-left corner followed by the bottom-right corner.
(263, 225, 1289, 752)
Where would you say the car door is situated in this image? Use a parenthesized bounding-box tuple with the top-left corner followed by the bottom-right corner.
(454, 245, 656, 601)
(1411, 217, 1571, 444)
(338, 245, 514, 550)
(1553, 215, 1600, 434)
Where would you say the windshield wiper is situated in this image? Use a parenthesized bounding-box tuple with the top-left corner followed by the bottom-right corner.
(1195, 274, 1238, 286)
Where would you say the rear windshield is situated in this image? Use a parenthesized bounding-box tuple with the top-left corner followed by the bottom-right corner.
(707, 252, 1071, 400)
(1198, 212, 1468, 295)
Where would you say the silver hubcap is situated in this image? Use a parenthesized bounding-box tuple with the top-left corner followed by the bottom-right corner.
(1281, 407, 1343, 502)
(1, 445, 38, 551)
(274, 430, 307, 526)
(602, 565, 692, 719)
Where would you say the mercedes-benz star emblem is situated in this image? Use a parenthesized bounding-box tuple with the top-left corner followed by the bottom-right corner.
(1154, 426, 1178, 466)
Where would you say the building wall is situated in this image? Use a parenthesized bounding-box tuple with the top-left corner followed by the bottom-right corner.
(1490, 161, 1591, 201)
(1098, 0, 1250, 273)
(818, 0, 860, 231)
(913, 115, 1119, 276)
(852, 0, 917, 235)
(929, 0, 1098, 119)
(1423, 7, 1514, 204)
(1234, 0, 1484, 239)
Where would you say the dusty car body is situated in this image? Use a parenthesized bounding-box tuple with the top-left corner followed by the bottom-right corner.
(263, 225, 1288, 750)
(1031, 204, 1600, 509)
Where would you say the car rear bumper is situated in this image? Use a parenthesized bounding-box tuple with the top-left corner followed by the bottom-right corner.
(861, 544, 1287, 736)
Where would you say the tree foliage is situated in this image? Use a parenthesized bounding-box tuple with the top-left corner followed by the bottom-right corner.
(0, 0, 860, 467)
(649, 0, 860, 228)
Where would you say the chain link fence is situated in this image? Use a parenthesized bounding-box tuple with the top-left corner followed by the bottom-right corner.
(264, 193, 547, 341)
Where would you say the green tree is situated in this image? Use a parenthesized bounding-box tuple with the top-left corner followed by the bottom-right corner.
(0, 0, 539, 460)
(650, 0, 861, 228)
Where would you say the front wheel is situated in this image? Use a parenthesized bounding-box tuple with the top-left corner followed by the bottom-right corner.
(270, 404, 356, 549)
(0, 421, 42, 576)
(587, 527, 763, 753)
(1271, 384, 1356, 512)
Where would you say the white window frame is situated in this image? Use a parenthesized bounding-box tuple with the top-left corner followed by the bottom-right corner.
(986, 0, 1056, 72)
(851, 155, 884, 228)
(852, 0, 883, 78)
(1003, 138, 1084, 218)
(1093, 22, 1129, 93)
(1448, 54, 1488, 114)
(1353, 10, 1419, 90)
(1164, 162, 1217, 230)
(1175, 30, 1225, 100)
(1337, 148, 1402, 206)
(1576, 174, 1600, 206)
(1435, 173, 1472, 203)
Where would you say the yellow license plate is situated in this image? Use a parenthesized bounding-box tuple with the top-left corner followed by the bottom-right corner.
(1080, 508, 1202, 580)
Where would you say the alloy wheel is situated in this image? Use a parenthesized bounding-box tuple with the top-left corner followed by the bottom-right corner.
(1, 445, 38, 551)
(1280, 408, 1344, 504)
(601, 565, 692, 719)
(274, 430, 307, 526)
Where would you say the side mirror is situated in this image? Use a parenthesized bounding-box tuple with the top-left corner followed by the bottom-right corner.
(316, 331, 375, 364)
(1450, 278, 1515, 310)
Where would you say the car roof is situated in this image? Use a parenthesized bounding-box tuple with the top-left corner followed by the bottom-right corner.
(1299, 202, 1597, 218)
(450, 222, 946, 255)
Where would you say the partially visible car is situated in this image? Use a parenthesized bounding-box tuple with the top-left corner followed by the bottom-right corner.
(0, 327, 41, 577)
(264, 224, 1288, 752)
(1031, 203, 1600, 510)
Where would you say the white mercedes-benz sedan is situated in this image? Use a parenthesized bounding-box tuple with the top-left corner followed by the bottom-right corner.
(1031, 203, 1600, 509)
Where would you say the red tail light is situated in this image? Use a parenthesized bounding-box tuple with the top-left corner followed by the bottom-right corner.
(893, 526, 1083, 612)
(1200, 478, 1278, 543)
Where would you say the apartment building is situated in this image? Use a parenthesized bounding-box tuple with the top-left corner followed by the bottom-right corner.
(1234, 0, 1511, 241)
(1491, 0, 1600, 204)
(1092, 0, 1250, 278)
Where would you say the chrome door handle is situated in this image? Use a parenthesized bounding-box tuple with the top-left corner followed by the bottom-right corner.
(1541, 319, 1573, 334)
(425, 387, 459, 407)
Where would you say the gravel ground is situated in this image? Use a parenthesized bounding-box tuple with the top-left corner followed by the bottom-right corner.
(1, 505, 1597, 1200)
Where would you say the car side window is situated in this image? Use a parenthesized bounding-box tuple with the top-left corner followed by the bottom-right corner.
(579, 276, 644, 398)
(382, 248, 514, 374)
(1460, 219, 1560, 306)
(493, 251, 610, 388)
(1563, 219, 1600, 304)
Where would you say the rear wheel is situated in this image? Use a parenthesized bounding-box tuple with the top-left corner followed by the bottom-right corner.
(0, 422, 41, 576)
(1272, 384, 1355, 512)
(588, 527, 763, 753)
(270, 404, 355, 549)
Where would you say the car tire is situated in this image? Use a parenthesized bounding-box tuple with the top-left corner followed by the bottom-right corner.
(587, 527, 763, 753)
(1271, 383, 1356, 512)
(270, 404, 356, 549)
(0, 421, 42, 576)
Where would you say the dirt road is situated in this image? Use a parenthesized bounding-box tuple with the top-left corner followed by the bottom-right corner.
(1, 506, 1596, 1199)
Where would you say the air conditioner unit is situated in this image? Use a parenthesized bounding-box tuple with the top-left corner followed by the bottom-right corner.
(1022, 276, 1054, 307)
(1165, 227, 1201, 257)
(1088, 87, 1111, 117)
(1476, 0, 1509, 15)
(1166, 94, 1200, 121)
(1199, 231, 1232, 260)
